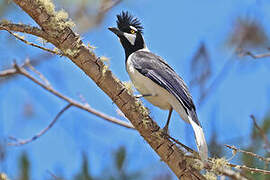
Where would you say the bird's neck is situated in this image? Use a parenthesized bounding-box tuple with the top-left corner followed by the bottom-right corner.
(124, 48, 137, 60)
(124, 47, 149, 61)
(121, 33, 147, 60)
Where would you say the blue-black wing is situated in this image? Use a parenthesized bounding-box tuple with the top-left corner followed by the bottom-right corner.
(129, 51, 200, 125)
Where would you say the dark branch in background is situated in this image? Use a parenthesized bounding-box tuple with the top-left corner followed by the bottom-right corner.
(46, 170, 60, 180)
(198, 57, 235, 107)
(8, 103, 72, 146)
(189, 42, 212, 106)
(197, 47, 261, 108)
(250, 115, 270, 152)
(95, 0, 122, 26)
(198, 17, 269, 106)
(0, 61, 134, 139)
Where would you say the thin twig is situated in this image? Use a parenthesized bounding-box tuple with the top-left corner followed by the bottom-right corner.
(202, 159, 250, 180)
(217, 167, 250, 180)
(46, 170, 61, 180)
(169, 136, 254, 178)
(77, 93, 91, 108)
(225, 144, 270, 163)
(5, 62, 134, 130)
(8, 104, 72, 146)
(0, 26, 60, 55)
(25, 58, 51, 88)
(250, 115, 270, 152)
(242, 51, 270, 59)
(225, 144, 270, 176)
(0, 53, 54, 86)
(228, 162, 270, 175)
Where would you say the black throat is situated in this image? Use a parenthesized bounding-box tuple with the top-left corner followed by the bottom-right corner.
(120, 33, 145, 61)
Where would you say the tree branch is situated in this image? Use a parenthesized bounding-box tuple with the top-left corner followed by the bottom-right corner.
(250, 115, 270, 152)
(241, 51, 270, 59)
(0, 68, 17, 77)
(216, 168, 250, 180)
(0, 62, 134, 130)
(26, 59, 51, 87)
(225, 144, 269, 164)
(8, 103, 73, 146)
(0, 53, 54, 85)
(225, 144, 270, 175)
(228, 163, 270, 175)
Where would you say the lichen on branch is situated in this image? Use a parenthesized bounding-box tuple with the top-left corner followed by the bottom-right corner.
(36, 0, 75, 31)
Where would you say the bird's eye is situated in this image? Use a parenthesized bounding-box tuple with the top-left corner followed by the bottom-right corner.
(130, 29, 136, 34)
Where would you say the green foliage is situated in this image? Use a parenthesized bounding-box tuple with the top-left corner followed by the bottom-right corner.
(252, 116, 270, 141)
(115, 146, 126, 171)
(19, 152, 30, 180)
(107, 146, 141, 180)
(208, 131, 223, 158)
(0, 143, 6, 164)
(241, 115, 270, 179)
(72, 147, 141, 180)
(10, 146, 150, 180)
(74, 153, 93, 180)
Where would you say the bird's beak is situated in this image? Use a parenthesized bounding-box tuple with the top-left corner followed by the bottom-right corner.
(108, 27, 123, 37)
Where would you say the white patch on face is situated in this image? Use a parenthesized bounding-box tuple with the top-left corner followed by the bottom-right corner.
(129, 26, 137, 31)
(123, 32, 136, 45)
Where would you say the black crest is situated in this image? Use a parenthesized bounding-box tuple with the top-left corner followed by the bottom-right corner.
(117, 11, 143, 33)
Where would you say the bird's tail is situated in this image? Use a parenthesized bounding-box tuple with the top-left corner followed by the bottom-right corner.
(188, 115, 208, 162)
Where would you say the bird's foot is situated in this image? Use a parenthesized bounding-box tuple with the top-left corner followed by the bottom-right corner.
(135, 94, 153, 98)
(162, 126, 169, 135)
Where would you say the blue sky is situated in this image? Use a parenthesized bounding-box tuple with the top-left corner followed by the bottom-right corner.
(1, 0, 270, 179)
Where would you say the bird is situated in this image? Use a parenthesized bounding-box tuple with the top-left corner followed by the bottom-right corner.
(108, 11, 208, 162)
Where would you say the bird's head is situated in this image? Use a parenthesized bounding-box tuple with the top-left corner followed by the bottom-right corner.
(109, 11, 147, 58)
